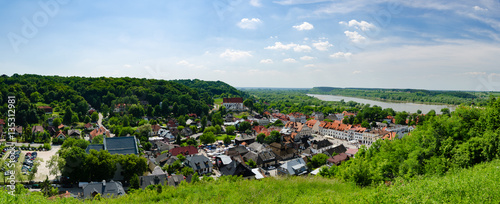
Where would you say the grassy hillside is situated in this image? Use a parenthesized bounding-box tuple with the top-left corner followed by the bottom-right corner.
(1, 159, 499, 203)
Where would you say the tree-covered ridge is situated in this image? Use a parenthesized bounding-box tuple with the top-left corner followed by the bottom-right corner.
(319, 97, 500, 186)
(0, 74, 243, 126)
(173, 79, 247, 98)
(310, 86, 490, 105)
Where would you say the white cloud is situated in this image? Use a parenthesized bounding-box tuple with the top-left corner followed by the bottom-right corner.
(260, 59, 274, 64)
(300, 56, 315, 60)
(265, 42, 297, 50)
(353, 70, 362, 74)
(220, 49, 252, 60)
(293, 22, 314, 31)
(294, 45, 312, 52)
(344, 31, 366, 43)
(473, 6, 488, 12)
(237, 18, 262, 29)
(312, 40, 333, 51)
(123, 64, 131, 68)
(330, 52, 352, 58)
(265, 42, 311, 52)
(464, 72, 486, 75)
(283, 58, 297, 63)
(305, 64, 316, 68)
(250, 0, 262, 7)
(339, 20, 376, 31)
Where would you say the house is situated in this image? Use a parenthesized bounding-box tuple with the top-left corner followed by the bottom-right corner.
(222, 98, 245, 111)
(278, 158, 307, 176)
(288, 112, 307, 123)
(150, 124, 162, 136)
(311, 112, 324, 121)
(183, 155, 213, 175)
(155, 153, 170, 167)
(269, 143, 297, 160)
(90, 126, 110, 140)
(167, 175, 186, 186)
(153, 141, 179, 153)
(226, 146, 249, 157)
(84, 123, 94, 130)
(82, 180, 125, 199)
(54, 131, 66, 140)
(327, 153, 350, 166)
(85, 136, 139, 155)
(113, 104, 129, 113)
(345, 148, 359, 158)
(311, 139, 333, 152)
(180, 127, 193, 137)
(219, 160, 256, 179)
(242, 150, 278, 168)
(58, 124, 65, 130)
(215, 155, 233, 168)
(324, 144, 347, 157)
(13, 126, 23, 137)
(170, 146, 198, 156)
(234, 134, 255, 146)
(37, 106, 53, 114)
(305, 119, 321, 134)
(67, 129, 81, 138)
(140, 167, 168, 189)
(32, 126, 44, 135)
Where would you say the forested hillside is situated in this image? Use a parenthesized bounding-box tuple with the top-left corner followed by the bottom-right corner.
(310, 87, 489, 105)
(0, 74, 243, 126)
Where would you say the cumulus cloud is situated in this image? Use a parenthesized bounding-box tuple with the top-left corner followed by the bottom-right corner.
(300, 56, 315, 60)
(293, 22, 314, 30)
(473, 6, 488, 12)
(283, 58, 297, 63)
(294, 45, 312, 52)
(250, 0, 261, 7)
(330, 52, 352, 58)
(339, 20, 376, 31)
(265, 42, 310, 52)
(260, 59, 274, 64)
(312, 40, 333, 51)
(237, 18, 262, 29)
(220, 49, 252, 60)
(304, 64, 316, 68)
(344, 31, 366, 43)
(265, 42, 297, 50)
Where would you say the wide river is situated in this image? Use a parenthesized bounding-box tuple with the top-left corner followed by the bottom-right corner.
(307, 94, 456, 113)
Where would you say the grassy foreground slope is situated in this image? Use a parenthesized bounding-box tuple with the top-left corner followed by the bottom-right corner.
(1, 159, 499, 203)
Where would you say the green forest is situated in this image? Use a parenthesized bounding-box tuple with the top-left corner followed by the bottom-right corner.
(0, 74, 244, 127)
(310, 87, 491, 105)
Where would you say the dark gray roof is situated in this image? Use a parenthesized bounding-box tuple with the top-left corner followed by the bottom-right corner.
(184, 155, 212, 171)
(85, 144, 104, 154)
(140, 174, 168, 189)
(82, 181, 125, 198)
(227, 146, 249, 156)
(219, 160, 255, 177)
(259, 151, 276, 162)
(155, 153, 169, 165)
(167, 175, 185, 186)
(103, 136, 139, 155)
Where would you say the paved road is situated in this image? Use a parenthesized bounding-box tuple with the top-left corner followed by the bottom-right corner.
(98, 112, 115, 137)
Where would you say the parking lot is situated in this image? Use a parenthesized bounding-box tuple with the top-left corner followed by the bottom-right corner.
(33, 145, 60, 182)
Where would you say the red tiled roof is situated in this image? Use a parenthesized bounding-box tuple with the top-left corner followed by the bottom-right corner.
(90, 126, 108, 140)
(32, 126, 44, 133)
(223, 98, 243, 103)
(84, 123, 93, 129)
(345, 148, 358, 155)
(151, 124, 162, 132)
(170, 146, 198, 156)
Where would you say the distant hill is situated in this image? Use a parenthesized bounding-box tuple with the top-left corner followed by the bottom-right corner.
(310, 86, 487, 105)
(0, 74, 244, 126)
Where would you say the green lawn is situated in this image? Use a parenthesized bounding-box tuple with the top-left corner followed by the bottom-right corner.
(215, 134, 235, 141)
(214, 98, 223, 105)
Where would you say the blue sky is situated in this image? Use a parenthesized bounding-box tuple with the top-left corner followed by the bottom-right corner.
(1, 0, 500, 91)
